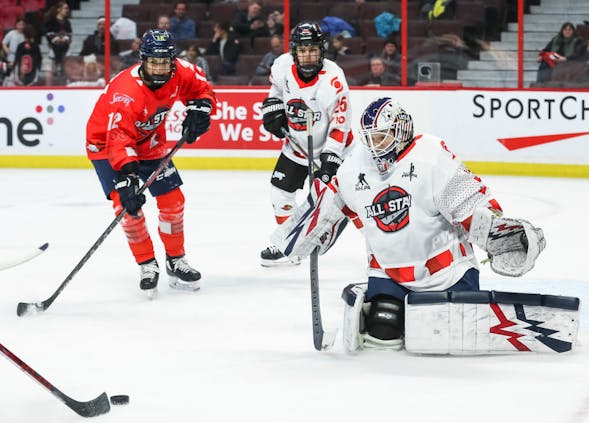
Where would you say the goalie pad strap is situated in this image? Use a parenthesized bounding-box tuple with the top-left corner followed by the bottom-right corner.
(405, 290, 579, 355)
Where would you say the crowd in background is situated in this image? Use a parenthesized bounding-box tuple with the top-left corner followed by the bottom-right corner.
(1, 0, 589, 87)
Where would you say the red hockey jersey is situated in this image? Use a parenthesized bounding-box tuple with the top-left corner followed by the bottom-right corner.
(86, 59, 216, 170)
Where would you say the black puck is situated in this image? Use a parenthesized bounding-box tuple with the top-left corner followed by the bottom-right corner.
(110, 395, 130, 405)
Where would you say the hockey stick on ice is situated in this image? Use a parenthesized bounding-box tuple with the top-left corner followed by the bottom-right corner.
(0, 342, 110, 417)
(0, 243, 49, 271)
(280, 127, 321, 169)
(16, 134, 189, 316)
(304, 109, 337, 351)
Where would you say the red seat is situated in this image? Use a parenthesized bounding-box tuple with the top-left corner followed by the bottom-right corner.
(235, 54, 263, 77)
(215, 75, 250, 86)
(19, 0, 45, 12)
(0, 5, 25, 30)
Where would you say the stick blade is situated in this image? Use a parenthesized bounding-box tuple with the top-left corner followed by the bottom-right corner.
(67, 392, 111, 418)
(16, 301, 45, 317)
(313, 329, 338, 352)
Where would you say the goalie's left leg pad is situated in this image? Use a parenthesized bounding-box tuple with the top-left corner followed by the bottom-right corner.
(405, 290, 579, 355)
(342, 283, 368, 354)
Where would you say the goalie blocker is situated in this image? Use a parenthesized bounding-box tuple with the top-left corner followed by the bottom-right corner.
(342, 283, 579, 355)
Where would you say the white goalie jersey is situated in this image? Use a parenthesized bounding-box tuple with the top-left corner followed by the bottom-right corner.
(269, 53, 353, 165)
(337, 134, 500, 291)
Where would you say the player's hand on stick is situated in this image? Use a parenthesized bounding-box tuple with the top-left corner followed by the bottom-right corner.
(114, 172, 145, 218)
(262, 97, 287, 138)
(314, 152, 342, 183)
(183, 98, 213, 143)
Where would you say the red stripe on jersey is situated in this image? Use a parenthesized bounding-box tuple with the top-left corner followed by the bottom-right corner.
(461, 215, 472, 231)
(459, 243, 467, 256)
(385, 266, 416, 283)
(489, 199, 502, 212)
(342, 205, 363, 228)
(329, 129, 345, 143)
(345, 132, 354, 147)
(396, 135, 420, 162)
(369, 254, 380, 269)
(425, 249, 453, 275)
(479, 186, 487, 195)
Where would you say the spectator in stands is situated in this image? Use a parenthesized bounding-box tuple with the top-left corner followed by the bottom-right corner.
(157, 15, 171, 32)
(537, 22, 585, 83)
(119, 37, 142, 70)
(327, 34, 352, 61)
(67, 53, 105, 87)
(206, 20, 240, 76)
(255, 35, 282, 75)
(266, 10, 284, 37)
(4, 24, 41, 86)
(2, 17, 26, 71)
(170, 2, 196, 40)
(43, 0, 72, 76)
(380, 39, 400, 68)
(364, 56, 400, 86)
(232, 0, 269, 39)
(80, 17, 119, 56)
(111, 17, 137, 40)
(180, 44, 211, 81)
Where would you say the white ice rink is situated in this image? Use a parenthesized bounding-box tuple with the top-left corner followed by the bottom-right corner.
(1, 168, 588, 423)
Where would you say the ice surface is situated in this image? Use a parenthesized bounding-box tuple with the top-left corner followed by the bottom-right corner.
(1, 169, 588, 423)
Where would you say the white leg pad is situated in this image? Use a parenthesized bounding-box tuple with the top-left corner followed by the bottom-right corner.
(342, 283, 368, 354)
(405, 290, 579, 355)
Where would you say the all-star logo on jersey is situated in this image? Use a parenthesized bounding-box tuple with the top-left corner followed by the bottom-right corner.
(365, 186, 411, 232)
(135, 106, 170, 132)
(286, 99, 321, 131)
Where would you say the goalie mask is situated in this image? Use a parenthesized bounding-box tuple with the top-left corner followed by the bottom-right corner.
(139, 29, 177, 88)
(290, 22, 325, 79)
(359, 97, 414, 174)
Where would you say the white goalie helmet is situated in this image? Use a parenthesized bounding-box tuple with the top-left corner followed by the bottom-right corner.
(359, 97, 414, 174)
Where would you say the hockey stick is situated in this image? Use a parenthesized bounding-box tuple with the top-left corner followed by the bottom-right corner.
(0, 342, 110, 417)
(280, 127, 321, 169)
(0, 243, 49, 271)
(17, 135, 188, 317)
(305, 109, 337, 351)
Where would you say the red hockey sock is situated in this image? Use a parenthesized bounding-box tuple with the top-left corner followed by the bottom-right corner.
(156, 188, 185, 258)
(111, 190, 154, 264)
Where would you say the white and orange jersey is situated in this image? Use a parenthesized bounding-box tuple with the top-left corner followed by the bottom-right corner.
(335, 133, 502, 292)
(269, 53, 353, 165)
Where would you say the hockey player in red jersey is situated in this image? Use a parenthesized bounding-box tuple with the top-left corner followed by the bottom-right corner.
(272, 98, 579, 354)
(86, 29, 216, 297)
(259, 22, 353, 266)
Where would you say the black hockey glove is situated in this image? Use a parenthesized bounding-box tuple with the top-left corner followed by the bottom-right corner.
(114, 171, 145, 218)
(183, 98, 213, 143)
(262, 97, 287, 138)
(315, 152, 343, 184)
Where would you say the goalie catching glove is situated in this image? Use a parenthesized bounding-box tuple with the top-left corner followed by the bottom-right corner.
(271, 178, 347, 258)
(467, 207, 546, 277)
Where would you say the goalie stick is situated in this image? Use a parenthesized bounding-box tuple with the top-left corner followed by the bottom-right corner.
(0, 342, 110, 418)
(16, 134, 189, 317)
(304, 109, 337, 351)
(0, 242, 49, 271)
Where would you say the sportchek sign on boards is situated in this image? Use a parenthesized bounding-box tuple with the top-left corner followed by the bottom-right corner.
(1, 88, 588, 169)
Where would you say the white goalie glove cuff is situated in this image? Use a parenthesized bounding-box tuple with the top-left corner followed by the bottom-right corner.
(468, 207, 546, 277)
(271, 179, 347, 258)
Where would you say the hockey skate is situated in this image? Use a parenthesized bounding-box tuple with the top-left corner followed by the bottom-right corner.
(166, 255, 201, 291)
(139, 258, 159, 299)
(260, 245, 301, 267)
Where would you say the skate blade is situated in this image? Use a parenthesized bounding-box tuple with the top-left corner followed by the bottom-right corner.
(168, 277, 201, 292)
(144, 288, 158, 300)
(260, 257, 302, 267)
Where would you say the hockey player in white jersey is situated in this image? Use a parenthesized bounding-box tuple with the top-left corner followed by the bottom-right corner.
(259, 22, 353, 267)
(271, 97, 579, 354)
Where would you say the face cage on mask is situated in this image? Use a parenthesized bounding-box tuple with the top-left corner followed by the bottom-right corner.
(292, 44, 324, 77)
(361, 120, 413, 174)
(140, 58, 176, 87)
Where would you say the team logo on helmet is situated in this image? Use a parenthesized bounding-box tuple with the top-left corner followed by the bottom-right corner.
(365, 186, 411, 232)
(286, 99, 321, 131)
